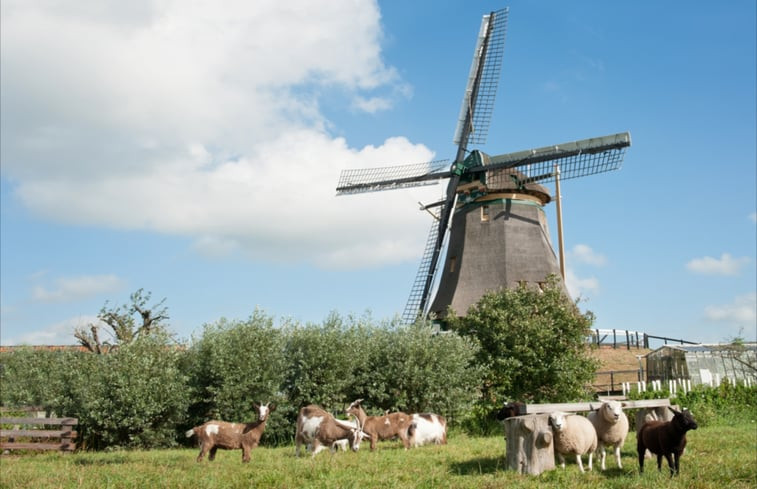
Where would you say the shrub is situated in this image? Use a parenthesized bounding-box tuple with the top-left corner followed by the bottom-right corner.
(54, 332, 190, 450)
(183, 309, 288, 444)
(447, 277, 600, 409)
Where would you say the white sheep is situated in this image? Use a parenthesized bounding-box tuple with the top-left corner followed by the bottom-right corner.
(588, 400, 629, 470)
(548, 411, 597, 473)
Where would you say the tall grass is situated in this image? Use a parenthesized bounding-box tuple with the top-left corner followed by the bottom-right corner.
(2, 419, 755, 489)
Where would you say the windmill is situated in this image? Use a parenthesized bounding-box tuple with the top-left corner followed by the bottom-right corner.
(335, 7, 631, 324)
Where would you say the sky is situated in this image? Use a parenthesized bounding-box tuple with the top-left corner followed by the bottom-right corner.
(1, 0, 755, 347)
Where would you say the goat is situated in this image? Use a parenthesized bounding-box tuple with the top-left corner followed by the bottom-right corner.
(407, 413, 447, 447)
(185, 402, 274, 463)
(637, 406, 697, 476)
(548, 411, 597, 473)
(295, 404, 363, 457)
(587, 400, 629, 470)
(346, 399, 412, 451)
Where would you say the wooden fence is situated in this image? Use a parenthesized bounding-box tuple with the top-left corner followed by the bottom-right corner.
(1, 407, 77, 452)
(589, 329, 699, 350)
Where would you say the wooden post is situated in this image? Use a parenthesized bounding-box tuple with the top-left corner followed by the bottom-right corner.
(504, 414, 555, 475)
(554, 165, 565, 281)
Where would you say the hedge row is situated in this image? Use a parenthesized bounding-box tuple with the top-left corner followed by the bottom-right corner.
(0, 311, 482, 449)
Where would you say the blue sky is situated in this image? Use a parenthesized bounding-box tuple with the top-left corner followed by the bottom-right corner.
(1, 0, 755, 346)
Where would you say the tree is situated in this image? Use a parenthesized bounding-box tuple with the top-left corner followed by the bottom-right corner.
(446, 276, 599, 406)
(74, 289, 170, 353)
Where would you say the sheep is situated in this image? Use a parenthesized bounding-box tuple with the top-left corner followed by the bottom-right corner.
(346, 399, 412, 451)
(635, 406, 674, 459)
(185, 401, 274, 463)
(637, 406, 697, 476)
(587, 400, 629, 470)
(548, 411, 597, 473)
(495, 401, 526, 421)
(407, 413, 447, 447)
(295, 404, 363, 457)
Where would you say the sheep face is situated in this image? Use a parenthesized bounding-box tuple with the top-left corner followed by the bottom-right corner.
(670, 407, 697, 433)
(548, 412, 567, 432)
(599, 401, 623, 423)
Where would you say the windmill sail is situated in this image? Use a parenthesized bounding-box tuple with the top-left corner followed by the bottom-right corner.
(333, 8, 631, 325)
(453, 8, 509, 148)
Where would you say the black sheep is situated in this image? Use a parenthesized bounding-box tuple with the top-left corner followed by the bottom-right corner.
(637, 406, 698, 476)
(495, 401, 526, 421)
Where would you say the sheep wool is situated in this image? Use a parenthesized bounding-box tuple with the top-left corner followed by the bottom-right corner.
(548, 411, 598, 473)
(588, 400, 629, 470)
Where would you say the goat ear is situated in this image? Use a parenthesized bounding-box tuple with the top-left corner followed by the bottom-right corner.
(269, 403, 277, 412)
(668, 406, 678, 414)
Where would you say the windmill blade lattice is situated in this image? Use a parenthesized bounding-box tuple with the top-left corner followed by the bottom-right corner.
(454, 8, 509, 147)
(402, 204, 444, 324)
(479, 132, 631, 187)
(336, 160, 449, 196)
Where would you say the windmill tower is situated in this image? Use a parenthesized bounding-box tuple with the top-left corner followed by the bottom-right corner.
(335, 8, 631, 323)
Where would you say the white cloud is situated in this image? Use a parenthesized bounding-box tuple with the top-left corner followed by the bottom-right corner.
(750, 212, 757, 224)
(704, 293, 757, 325)
(32, 274, 125, 303)
(686, 253, 751, 276)
(2, 315, 99, 346)
(0, 0, 442, 269)
(569, 244, 607, 267)
(565, 267, 599, 299)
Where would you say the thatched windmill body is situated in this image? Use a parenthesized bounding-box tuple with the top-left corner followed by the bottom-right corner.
(336, 8, 631, 323)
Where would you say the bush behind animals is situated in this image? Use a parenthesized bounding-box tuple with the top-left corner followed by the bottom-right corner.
(447, 276, 600, 414)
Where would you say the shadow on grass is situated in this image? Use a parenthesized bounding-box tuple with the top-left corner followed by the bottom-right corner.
(448, 456, 503, 476)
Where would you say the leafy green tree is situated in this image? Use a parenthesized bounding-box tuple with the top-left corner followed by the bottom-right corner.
(447, 276, 599, 407)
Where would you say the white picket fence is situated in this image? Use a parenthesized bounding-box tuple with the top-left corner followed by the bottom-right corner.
(621, 375, 754, 396)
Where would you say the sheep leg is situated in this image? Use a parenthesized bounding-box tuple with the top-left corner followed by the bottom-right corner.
(597, 444, 606, 470)
(669, 453, 678, 476)
(613, 444, 623, 469)
(587, 451, 593, 472)
(637, 440, 646, 473)
(575, 454, 585, 473)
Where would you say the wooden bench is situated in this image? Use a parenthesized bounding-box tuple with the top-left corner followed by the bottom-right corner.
(1, 415, 78, 452)
(504, 398, 672, 475)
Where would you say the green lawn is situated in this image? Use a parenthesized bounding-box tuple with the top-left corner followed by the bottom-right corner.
(1, 423, 755, 489)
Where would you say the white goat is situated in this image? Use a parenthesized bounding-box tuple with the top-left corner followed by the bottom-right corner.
(295, 404, 363, 457)
(548, 411, 597, 473)
(185, 402, 274, 463)
(588, 400, 629, 470)
(407, 413, 447, 447)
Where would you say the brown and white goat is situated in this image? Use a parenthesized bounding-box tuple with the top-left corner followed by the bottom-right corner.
(295, 404, 364, 457)
(186, 402, 274, 463)
(346, 399, 412, 451)
(407, 413, 447, 447)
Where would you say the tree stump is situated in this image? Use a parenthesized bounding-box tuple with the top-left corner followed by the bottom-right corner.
(504, 414, 555, 475)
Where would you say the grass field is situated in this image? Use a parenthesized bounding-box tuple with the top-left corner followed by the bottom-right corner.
(2, 420, 755, 489)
